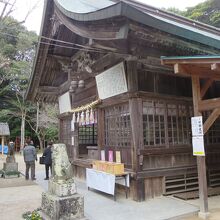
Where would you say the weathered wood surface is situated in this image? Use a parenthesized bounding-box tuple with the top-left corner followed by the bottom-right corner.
(191, 75, 208, 213)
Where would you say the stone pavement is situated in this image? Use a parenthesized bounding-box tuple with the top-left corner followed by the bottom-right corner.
(0, 153, 219, 220)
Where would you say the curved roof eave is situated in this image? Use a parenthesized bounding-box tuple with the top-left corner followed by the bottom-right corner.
(54, 0, 220, 50)
(25, 0, 51, 101)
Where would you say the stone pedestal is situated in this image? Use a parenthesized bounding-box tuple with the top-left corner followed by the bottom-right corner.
(48, 179, 77, 197)
(41, 193, 84, 220)
(2, 162, 19, 178)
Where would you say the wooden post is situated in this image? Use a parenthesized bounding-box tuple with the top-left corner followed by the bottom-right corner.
(129, 98, 145, 201)
(73, 123, 79, 159)
(1, 136, 4, 155)
(127, 60, 145, 201)
(191, 76, 208, 215)
(97, 108, 105, 160)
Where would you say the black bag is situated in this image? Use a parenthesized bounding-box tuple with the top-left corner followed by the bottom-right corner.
(39, 156, 45, 165)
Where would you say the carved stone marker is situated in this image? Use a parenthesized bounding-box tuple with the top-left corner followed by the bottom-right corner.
(2, 142, 19, 178)
(41, 143, 85, 220)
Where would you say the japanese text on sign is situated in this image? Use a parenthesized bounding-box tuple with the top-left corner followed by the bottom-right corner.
(191, 116, 203, 136)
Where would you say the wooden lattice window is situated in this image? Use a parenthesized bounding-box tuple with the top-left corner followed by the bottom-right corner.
(105, 103, 131, 147)
(143, 101, 165, 146)
(143, 100, 191, 147)
(78, 124, 97, 145)
(167, 104, 178, 145)
(167, 104, 191, 146)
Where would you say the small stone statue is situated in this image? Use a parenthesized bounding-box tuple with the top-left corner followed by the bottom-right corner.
(6, 141, 15, 163)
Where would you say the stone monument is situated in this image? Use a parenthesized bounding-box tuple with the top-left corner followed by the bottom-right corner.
(2, 141, 19, 178)
(41, 143, 85, 220)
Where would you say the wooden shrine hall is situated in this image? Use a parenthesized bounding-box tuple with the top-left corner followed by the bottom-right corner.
(26, 0, 220, 212)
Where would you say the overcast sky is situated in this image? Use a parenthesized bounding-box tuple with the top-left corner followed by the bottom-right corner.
(10, 0, 206, 34)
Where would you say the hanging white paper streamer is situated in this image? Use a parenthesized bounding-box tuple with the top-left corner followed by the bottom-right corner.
(86, 109, 90, 125)
(71, 113, 76, 131)
(77, 112, 80, 123)
(94, 110, 97, 124)
(81, 111, 85, 126)
(90, 109, 94, 124)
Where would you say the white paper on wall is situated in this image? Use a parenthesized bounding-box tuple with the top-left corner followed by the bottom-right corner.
(95, 62, 128, 99)
(192, 136, 205, 156)
(58, 92, 71, 114)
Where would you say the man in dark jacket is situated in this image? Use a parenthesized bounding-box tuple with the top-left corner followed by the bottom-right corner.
(43, 141, 53, 180)
(23, 140, 37, 180)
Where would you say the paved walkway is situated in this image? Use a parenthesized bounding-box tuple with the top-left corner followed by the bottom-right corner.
(0, 153, 219, 220)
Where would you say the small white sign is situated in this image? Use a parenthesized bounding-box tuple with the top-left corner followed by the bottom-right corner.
(58, 92, 71, 114)
(191, 116, 203, 136)
(192, 136, 205, 156)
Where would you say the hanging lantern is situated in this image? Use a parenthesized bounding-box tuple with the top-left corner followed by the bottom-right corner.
(78, 80, 85, 88)
(71, 80, 78, 88)
(69, 86, 75, 93)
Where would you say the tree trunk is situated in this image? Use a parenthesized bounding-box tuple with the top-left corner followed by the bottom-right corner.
(20, 115, 25, 152)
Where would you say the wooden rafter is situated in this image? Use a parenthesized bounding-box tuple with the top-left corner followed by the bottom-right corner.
(200, 79, 213, 98)
(174, 63, 220, 80)
(199, 97, 220, 111)
(203, 108, 220, 134)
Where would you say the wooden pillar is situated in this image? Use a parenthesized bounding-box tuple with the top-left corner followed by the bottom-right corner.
(97, 108, 105, 160)
(191, 76, 208, 214)
(73, 123, 79, 159)
(127, 60, 145, 201)
(1, 136, 4, 155)
(129, 98, 145, 201)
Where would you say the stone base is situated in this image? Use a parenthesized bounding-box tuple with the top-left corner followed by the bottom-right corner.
(2, 162, 19, 178)
(41, 192, 84, 220)
(3, 162, 18, 172)
(48, 179, 77, 197)
(198, 211, 210, 219)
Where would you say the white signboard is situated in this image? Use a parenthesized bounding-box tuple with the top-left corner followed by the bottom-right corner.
(191, 116, 203, 136)
(95, 62, 128, 99)
(192, 136, 205, 156)
(58, 92, 71, 114)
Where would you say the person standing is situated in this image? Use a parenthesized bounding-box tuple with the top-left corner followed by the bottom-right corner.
(23, 140, 37, 180)
(43, 141, 53, 180)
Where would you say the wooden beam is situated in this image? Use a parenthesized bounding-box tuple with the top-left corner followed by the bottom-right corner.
(173, 64, 220, 81)
(91, 53, 125, 74)
(127, 60, 138, 92)
(203, 108, 220, 134)
(191, 75, 208, 214)
(199, 97, 220, 111)
(174, 63, 189, 75)
(211, 63, 220, 71)
(162, 58, 220, 65)
(200, 79, 213, 98)
(38, 86, 59, 93)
